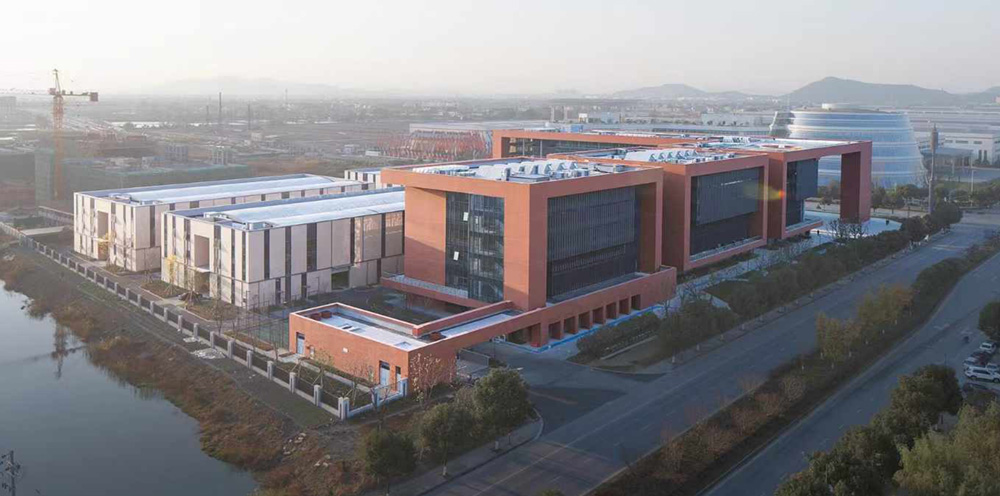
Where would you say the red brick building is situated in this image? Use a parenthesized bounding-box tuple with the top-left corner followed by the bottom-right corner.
(289, 131, 873, 390)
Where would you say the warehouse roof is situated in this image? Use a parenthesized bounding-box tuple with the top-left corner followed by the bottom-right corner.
(174, 188, 404, 229)
(80, 174, 358, 205)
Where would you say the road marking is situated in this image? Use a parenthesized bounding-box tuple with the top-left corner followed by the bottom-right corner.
(529, 390, 577, 406)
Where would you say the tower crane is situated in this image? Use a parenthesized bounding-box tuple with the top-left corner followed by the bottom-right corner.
(2, 70, 100, 202)
(49, 69, 99, 201)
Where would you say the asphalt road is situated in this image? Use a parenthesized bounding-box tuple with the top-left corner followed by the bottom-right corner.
(429, 209, 1000, 496)
(705, 229, 1000, 495)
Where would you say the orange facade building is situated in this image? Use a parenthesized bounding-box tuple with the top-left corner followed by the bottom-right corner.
(289, 130, 872, 390)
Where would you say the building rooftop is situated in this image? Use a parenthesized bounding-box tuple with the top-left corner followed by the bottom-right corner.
(81, 174, 358, 205)
(571, 147, 750, 164)
(301, 304, 428, 350)
(174, 188, 404, 230)
(409, 120, 551, 133)
(693, 136, 853, 152)
(410, 158, 636, 183)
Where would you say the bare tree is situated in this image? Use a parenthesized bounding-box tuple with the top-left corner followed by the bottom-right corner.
(410, 353, 450, 410)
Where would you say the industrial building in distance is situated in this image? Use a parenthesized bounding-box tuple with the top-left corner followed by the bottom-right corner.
(74, 174, 365, 272)
(161, 188, 403, 308)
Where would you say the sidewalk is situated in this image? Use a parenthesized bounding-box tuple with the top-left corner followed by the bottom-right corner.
(378, 416, 543, 496)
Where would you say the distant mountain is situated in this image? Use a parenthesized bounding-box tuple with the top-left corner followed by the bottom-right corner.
(612, 83, 765, 100)
(131, 77, 351, 97)
(782, 77, 960, 106)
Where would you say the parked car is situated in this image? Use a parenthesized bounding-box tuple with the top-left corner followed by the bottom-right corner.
(966, 355, 989, 367)
(971, 350, 992, 361)
(965, 365, 1000, 383)
(981, 341, 997, 355)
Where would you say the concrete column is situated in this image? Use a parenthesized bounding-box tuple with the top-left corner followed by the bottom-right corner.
(176, 315, 184, 331)
(337, 397, 349, 420)
(226, 339, 234, 358)
(209, 331, 217, 349)
(313, 384, 322, 406)
(288, 372, 297, 393)
(193, 323, 200, 336)
(246, 349, 253, 368)
(267, 360, 275, 380)
(112, 282, 118, 295)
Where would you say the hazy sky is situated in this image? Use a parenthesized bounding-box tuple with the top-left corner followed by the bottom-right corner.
(2, 0, 998, 96)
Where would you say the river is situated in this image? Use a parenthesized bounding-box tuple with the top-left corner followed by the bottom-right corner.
(0, 286, 257, 495)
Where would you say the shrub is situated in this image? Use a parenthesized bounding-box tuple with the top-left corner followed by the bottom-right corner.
(576, 312, 659, 358)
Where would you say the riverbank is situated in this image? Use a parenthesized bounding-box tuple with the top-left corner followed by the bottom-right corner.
(0, 247, 371, 495)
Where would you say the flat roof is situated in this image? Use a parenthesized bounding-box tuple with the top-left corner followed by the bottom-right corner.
(80, 174, 359, 205)
(175, 188, 404, 229)
(692, 136, 854, 152)
(409, 120, 550, 133)
(572, 147, 753, 165)
(411, 158, 638, 183)
(308, 306, 427, 350)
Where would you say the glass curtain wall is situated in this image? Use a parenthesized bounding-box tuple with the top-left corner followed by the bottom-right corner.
(690, 168, 761, 255)
(446, 193, 505, 302)
(547, 187, 639, 299)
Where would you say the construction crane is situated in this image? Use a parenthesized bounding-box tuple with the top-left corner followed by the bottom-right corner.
(1, 70, 100, 202)
(49, 69, 98, 201)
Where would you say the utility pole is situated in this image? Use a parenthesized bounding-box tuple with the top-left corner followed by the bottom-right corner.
(204, 104, 210, 130)
(928, 125, 938, 215)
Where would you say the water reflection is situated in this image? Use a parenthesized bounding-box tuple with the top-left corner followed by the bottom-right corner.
(0, 288, 255, 495)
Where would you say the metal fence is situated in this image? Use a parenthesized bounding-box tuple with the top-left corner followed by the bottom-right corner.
(0, 219, 391, 420)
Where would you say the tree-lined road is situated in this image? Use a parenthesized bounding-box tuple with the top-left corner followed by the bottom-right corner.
(429, 208, 1000, 496)
(705, 231, 1000, 496)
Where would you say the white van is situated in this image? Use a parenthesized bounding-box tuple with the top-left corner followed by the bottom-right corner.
(966, 366, 1000, 383)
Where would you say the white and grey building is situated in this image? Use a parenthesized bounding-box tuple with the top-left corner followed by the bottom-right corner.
(74, 174, 365, 271)
(161, 188, 404, 308)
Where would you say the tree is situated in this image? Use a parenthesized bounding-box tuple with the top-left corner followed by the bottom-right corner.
(878, 365, 962, 446)
(419, 402, 476, 477)
(474, 368, 532, 450)
(361, 429, 416, 495)
(774, 470, 829, 496)
(871, 185, 888, 212)
(930, 200, 962, 227)
(894, 403, 1000, 496)
(978, 301, 1000, 342)
(816, 313, 850, 364)
(410, 353, 451, 410)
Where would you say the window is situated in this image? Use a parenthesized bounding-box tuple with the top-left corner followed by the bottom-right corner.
(281, 192, 290, 199)
(446, 193, 504, 302)
(547, 187, 638, 299)
(263, 230, 270, 279)
(285, 228, 292, 276)
(230, 230, 236, 279)
(331, 270, 348, 289)
(190, 201, 199, 209)
(241, 232, 247, 280)
(184, 219, 191, 261)
(306, 223, 317, 271)
(149, 207, 155, 250)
